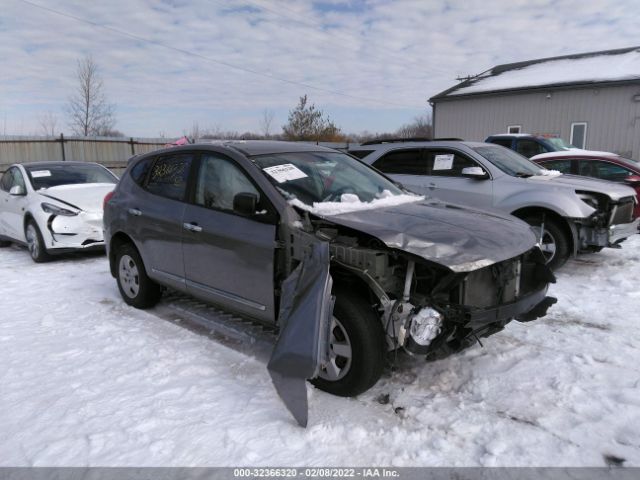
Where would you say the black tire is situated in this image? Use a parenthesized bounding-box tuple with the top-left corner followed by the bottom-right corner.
(114, 242, 162, 309)
(523, 216, 570, 271)
(311, 293, 385, 397)
(24, 220, 50, 263)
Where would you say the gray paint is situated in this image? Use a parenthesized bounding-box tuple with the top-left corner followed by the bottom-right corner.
(432, 84, 640, 159)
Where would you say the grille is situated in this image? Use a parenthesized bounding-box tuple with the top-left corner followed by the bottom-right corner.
(610, 197, 635, 225)
(461, 258, 520, 309)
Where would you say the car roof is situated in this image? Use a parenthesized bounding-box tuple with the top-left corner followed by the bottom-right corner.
(153, 140, 337, 157)
(18, 161, 103, 169)
(348, 140, 491, 151)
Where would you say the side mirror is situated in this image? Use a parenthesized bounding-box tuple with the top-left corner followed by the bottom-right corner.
(624, 175, 640, 187)
(461, 166, 489, 179)
(9, 185, 25, 196)
(233, 192, 258, 216)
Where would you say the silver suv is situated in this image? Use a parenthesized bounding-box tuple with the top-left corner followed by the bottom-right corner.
(350, 139, 639, 270)
(104, 141, 555, 425)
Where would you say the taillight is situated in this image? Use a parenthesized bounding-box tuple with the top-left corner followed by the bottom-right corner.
(103, 191, 115, 210)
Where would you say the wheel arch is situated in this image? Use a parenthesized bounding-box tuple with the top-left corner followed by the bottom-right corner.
(511, 206, 578, 256)
(108, 231, 138, 278)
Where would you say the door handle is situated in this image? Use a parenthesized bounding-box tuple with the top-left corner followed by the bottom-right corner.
(128, 208, 142, 216)
(183, 222, 203, 233)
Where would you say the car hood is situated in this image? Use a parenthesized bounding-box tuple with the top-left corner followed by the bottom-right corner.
(527, 174, 636, 201)
(37, 183, 115, 213)
(321, 199, 538, 272)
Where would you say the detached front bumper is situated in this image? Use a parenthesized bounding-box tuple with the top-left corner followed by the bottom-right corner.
(608, 218, 640, 244)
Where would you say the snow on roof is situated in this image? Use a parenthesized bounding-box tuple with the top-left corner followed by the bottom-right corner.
(531, 150, 617, 160)
(435, 47, 640, 98)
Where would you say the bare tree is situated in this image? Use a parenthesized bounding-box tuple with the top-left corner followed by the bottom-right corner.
(396, 114, 433, 139)
(259, 109, 276, 138)
(67, 55, 116, 136)
(38, 111, 58, 137)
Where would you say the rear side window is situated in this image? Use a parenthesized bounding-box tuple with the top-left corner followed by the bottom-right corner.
(349, 150, 375, 159)
(540, 159, 572, 173)
(145, 154, 193, 201)
(579, 160, 633, 182)
(372, 149, 426, 175)
(426, 150, 479, 177)
(130, 157, 154, 185)
(516, 140, 545, 158)
(489, 138, 513, 148)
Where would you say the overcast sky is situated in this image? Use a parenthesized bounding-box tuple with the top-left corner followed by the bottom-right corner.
(1, 0, 639, 138)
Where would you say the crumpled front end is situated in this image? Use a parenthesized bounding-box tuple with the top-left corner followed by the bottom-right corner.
(46, 210, 105, 251)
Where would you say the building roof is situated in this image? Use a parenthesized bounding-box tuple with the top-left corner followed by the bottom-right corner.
(431, 46, 640, 101)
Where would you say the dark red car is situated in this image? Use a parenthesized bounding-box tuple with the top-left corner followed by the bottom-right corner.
(532, 151, 640, 219)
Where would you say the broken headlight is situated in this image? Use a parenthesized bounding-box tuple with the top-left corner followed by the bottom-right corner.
(41, 202, 79, 216)
(408, 307, 442, 346)
(576, 191, 600, 210)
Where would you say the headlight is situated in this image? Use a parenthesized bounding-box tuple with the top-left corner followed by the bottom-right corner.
(41, 202, 79, 216)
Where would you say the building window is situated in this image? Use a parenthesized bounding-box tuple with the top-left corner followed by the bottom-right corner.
(570, 122, 587, 149)
(507, 125, 521, 134)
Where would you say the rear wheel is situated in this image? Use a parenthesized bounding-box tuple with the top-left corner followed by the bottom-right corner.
(311, 293, 385, 397)
(115, 242, 162, 309)
(25, 220, 50, 263)
(524, 216, 570, 271)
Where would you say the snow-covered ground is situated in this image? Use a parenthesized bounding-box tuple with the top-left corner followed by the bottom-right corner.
(1, 238, 639, 467)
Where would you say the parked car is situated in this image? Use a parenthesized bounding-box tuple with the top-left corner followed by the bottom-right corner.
(104, 141, 556, 426)
(485, 133, 577, 158)
(532, 151, 640, 219)
(0, 161, 118, 262)
(348, 139, 639, 270)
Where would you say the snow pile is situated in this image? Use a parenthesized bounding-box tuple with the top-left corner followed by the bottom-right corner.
(1, 236, 640, 466)
(452, 49, 640, 96)
(537, 169, 562, 177)
(290, 190, 424, 216)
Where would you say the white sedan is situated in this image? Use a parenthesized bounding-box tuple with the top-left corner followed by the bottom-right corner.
(0, 161, 117, 262)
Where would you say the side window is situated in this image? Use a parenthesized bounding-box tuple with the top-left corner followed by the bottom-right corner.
(0, 169, 15, 192)
(516, 140, 545, 158)
(195, 154, 260, 212)
(579, 160, 632, 182)
(490, 138, 513, 148)
(426, 150, 479, 177)
(145, 154, 193, 201)
(541, 159, 572, 173)
(130, 157, 154, 186)
(372, 149, 426, 175)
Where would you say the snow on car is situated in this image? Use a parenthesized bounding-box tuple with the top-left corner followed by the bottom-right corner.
(0, 236, 639, 466)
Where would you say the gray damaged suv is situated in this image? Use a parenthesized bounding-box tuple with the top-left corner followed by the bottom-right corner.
(104, 141, 556, 426)
(350, 140, 639, 270)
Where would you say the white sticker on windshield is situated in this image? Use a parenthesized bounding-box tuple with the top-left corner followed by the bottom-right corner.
(263, 164, 308, 183)
(433, 154, 454, 171)
(31, 170, 52, 178)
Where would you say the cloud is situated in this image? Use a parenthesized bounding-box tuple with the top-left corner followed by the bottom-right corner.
(0, 0, 638, 136)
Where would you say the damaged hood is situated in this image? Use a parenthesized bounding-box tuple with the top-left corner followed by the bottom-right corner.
(321, 200, 537, 272)
(37, 183, 115, 213)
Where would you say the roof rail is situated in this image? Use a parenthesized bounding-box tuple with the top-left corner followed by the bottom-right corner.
(432, 137, 464, 141)
(359, 137, 432, 146)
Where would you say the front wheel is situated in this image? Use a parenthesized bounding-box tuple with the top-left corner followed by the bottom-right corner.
(115, 242, 162, 309)
(311, 293, 385, 397)
(25, 220, 50, 263)
(524, 216, 570, 271)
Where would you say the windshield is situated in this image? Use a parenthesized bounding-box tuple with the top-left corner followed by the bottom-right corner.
(251, 151, 406, 206)
(25, 164, 118, 190)
(473, 145, 544, 177)
(544, 137, 575, 150)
